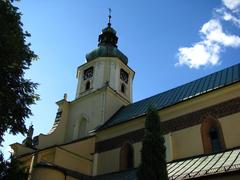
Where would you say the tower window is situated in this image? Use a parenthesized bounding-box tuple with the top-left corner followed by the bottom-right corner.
(121, 83, 125, 94)
(85, 81, 90, 91)
(120, 69, 129, 83)
(83, 67, 94, 80)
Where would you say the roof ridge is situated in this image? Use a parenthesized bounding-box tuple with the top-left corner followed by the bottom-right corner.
(98, 63, 240, 130)
(131, 63, 240, 107)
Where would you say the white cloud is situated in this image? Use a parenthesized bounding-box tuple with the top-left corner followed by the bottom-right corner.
(223, 11, 240, 26)
(176, 0, 240, 70)
(176, 19, 240, 69)
(216, 5, 240, 27)
(222, 0, 240, 10)
(177, 42, 220, 69)
(201, 20, 240, 47)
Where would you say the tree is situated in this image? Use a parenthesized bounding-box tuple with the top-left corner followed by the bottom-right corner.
(138, 107, 168, 180)
(0, 0, 38, 145)
(0, 154, 28, 180)
(0, 0, 38, 178)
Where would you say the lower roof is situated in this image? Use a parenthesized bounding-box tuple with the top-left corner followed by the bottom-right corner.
(37, 147, 240, 180)
(167, 147, 240, 179)
(93, 147, 240, 180)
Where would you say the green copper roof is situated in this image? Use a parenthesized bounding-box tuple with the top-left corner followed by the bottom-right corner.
(86, 45, 128, 64)
(166, 147, 240, 179)
(99, 63, 240, 130)
(86, 23, 128, 64)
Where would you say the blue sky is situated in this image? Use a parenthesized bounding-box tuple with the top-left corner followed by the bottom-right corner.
(2, 0, 240, 157)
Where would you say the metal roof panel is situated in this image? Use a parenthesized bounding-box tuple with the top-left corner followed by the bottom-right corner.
(99, 64, 240, 130)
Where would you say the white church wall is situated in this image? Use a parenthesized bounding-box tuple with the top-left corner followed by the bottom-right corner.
(66, 90, 105, 142)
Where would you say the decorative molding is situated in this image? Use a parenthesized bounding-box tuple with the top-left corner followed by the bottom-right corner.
(96, 98, 240, 153)
(96, 129, 143, 153)
(161, 97, 240, 133)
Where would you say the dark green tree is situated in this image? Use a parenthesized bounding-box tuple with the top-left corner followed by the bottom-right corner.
(0, 0, 38, 145)
(0, 154, 28, 180)
(138, 107, 168, 180)
(0, 0, 38, 178)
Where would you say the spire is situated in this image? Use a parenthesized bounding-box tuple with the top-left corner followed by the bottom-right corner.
(86, 10, 128, 64)
(98, 9, 118, 47)
(108, 8, 112, 27)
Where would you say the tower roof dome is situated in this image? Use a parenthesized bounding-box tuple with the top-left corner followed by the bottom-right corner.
(86, 13, 128, 64)
(86, 45, 128, 64)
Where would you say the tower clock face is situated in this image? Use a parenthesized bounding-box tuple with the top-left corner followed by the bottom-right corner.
(83, 67, 93, 80)
(120, 69, 129, 83)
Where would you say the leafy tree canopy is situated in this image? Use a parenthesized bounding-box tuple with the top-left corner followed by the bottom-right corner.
(0, 0, 38, 145)
(0, 0, 38, 178)
(0, 154, 28, 180)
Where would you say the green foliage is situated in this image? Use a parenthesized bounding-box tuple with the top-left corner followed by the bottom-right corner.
(138, 107, 168, 180)
(0, 152, 28, 180)
(0, 0, 38, 145)
(0, 0, 38, 178)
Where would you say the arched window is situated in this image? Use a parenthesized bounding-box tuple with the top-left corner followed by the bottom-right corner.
(78, 118, 87, 138)
(73, 124, 78, 140)
(120, 142, 134, 170)
(209, 127, 221, 153)
(73, 117, 87, 140)
(121, 83, 125, 94)
(85, 81, 90, 91)
(201, 116, 225, 153)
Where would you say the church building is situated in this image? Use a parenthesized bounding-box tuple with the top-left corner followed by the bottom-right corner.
(11, 17, 240, 180)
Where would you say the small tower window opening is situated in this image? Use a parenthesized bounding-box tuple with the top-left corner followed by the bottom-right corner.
(121, 83, 125, 94)
(120, 69, 129, 84)
(83, 67, 94, 80)
(120, 142, 134, 170)
(209, 127, 221, 153)
(85, 81, 90, 91)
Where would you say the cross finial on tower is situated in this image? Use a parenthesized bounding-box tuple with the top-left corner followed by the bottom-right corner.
(108, 8, 112, 27)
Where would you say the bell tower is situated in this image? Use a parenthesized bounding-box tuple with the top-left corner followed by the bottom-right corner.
(59, 13, 136, 140)
(11, 14, 136, 149)
(75, 14, 134, 103)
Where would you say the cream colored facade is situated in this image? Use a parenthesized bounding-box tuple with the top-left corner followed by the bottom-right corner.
(94, 83, 240, 175)
(11, 23, 240, 179)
